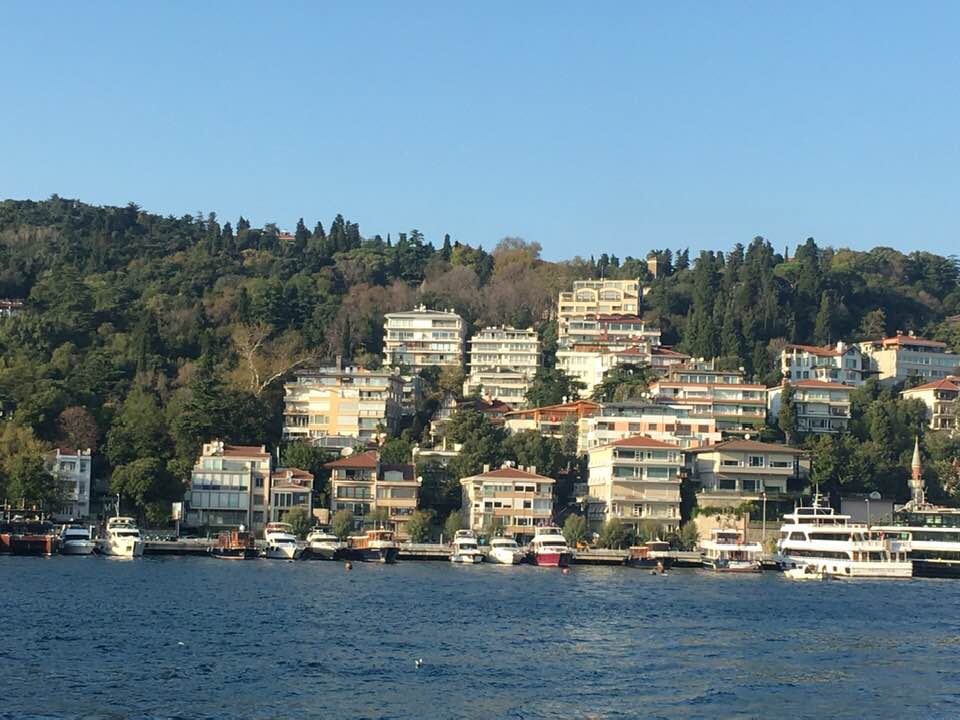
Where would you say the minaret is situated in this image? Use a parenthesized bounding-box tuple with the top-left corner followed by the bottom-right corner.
(910, 435, 925, 507)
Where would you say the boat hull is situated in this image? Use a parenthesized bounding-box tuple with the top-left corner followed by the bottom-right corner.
(353, 546, 398, 563)
(628, 556, 673, 570)
(703, 559, 762, 573)
(306, 544, 347, 561)
(210, 547, 258, 560)
(11, 535, 60, 556)
(450, 553, 483, 564)
(779, 556, 912, 578)
(487, 549, 521, 565)
(98, 538, 145, 557)
(61, 540, 96, 556)
(912, 559, 960, 579)
(530, 551, 572, 568)
(263, 545, 302, 560)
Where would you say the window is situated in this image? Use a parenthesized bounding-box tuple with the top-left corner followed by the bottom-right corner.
(748, 456, 765, 468)
(255, 476, 264, 488)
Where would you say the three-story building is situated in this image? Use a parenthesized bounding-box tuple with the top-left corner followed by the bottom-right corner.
(459, 464, 555, 542)
(326, 450, 419, 536)
(383, 305, 466, 372)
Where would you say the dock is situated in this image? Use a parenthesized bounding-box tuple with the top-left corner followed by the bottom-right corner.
(572, 549, 628, 565)
(399, 543, 451, 561)
(144, 539, 214, 555)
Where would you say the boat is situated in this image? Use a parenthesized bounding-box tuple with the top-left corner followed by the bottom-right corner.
(304, 528, 347, 560)
(527, 526, 573, 567)
(60, 524, 96, 555)
(699, 528, 763, 573)
(97, 517, 145, 557)
(784, 565, 826, 581)
(262, 522, 303, 560)
(487, 536, 524, 565)
(210, 529, 257, 560)
(627, 540, 673, 569)
(348, 529, 399, 563)
(449, 529, 483, 564)
(776, 494, 911, 578)
(7, 518, 60, 556)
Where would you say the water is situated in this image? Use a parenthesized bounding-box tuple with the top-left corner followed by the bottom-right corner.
(2, 556, 960, 720)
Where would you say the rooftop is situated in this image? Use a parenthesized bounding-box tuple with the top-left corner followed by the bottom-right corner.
(690, 439, 802, 455)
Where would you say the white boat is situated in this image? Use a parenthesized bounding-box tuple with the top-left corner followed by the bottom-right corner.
(527, 526, 573, 567)
(97, 517, 145, 558)
(784, 565, 826, 581)
(487, 536, 524, 565)
(262, 522, 303, 560)
(776, 495, 912, 579)
(305, 528, 347, 560)
(60, 524, 96, 555)
(699, 528, 763, 573)
(449, 530, 483, 564)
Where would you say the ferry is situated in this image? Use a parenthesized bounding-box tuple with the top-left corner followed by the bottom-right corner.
(776, 495, 912, 578)
(527, 526, 573, 567)
(210, 529, 257, 560)
(60, 524, 96, 555)
(449, 530, 483, 564)
(873, 505, 960, 579)
(98, 517, 145, 557)
(304, 528, 348, 560)
(627, 540, 672, 569)
(348, 529, 399, 563)
(262, 522, 303, 560)
(699, 529, 763, 573)
(487, 536, 524, 565)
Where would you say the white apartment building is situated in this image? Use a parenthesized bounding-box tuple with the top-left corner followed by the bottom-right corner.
(460, 464, 555, 542)
(901, 377, 959, 430)
(780, 342, 868, 386)
(586, 436, 684, 534)
(383, 305, 465, 372)
(767, 380, 852, 434)
(582, 401, 721, 452)
(283, 363, 403, 450)
(557, 279, 642, 343)
(859, 335, 960, 386)
(561, 313, 660, 348)
(49, 448, 92, 520)
(556, 344, 654, 398)
(464, 326, 540, 403)
(183, 442, 272, 533)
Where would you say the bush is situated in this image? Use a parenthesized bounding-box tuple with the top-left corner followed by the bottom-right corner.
(331, 509, 354, 539)
(562, 514, 588, 546)
(284, 507, 313, 539)
(597, 518, 635, 549)
(405, 510, 434, 543)
(443, 512, 462, 542)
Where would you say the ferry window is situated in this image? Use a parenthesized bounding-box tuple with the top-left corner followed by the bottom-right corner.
(789, 532, 806, 541)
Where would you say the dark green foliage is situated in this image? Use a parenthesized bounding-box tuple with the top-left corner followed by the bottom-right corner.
(525, 368, 585, 406)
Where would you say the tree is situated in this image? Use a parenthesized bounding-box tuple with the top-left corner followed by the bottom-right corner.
(444, 409, 506, 479)
(56, 406, 100, 452)
(525, 368, 585, 406)
(405, 510, 433, 542)
(379, 437, 412, 465)
(230, 323, 316, 396)
(443, 512, 462, 542)
(678, 521, 699, 550)
(597, 518, 634, 549)
(777, 385, 798, 445)
(502, 430, 569, 478)
(109, 456, 178, 518)
(368, 507, 390, 527)
(590, 363, 654, 402)
(562, 514, 588, 547)
(281, 442, 333, 502)
(5, 451, 62, 511)
(331, 509, 354, 539)
(284, 507, 313, 538)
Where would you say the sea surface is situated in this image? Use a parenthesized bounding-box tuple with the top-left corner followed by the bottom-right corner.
(2, 556, 959, 720)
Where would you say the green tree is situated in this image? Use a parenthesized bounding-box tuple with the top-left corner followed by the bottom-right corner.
(331, 509, 354, 539)
(110, 456, 179, 517)
(590, 363, 654, 402)
(502, 430, 569, 477)
(443, 511, 462, 542)
(525, 368, 585, 406)
(405, 510, 434, 542)
(562, 514, 588, 546)
(283, 506, 313, 538)
(379, 437, 413, 465)
(5, 451, 62, 511)
(368, 507, 390, 527)
(597, 518, 634, 549)
(777, 385, 798, 445)
(678, 521, 700, 550)
(445, 409, 506, 479)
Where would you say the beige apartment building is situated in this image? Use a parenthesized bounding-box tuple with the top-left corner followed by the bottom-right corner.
(556, 344, 655, 398)
(859, 334, 960, 386)
(780, 342, 869, 386)
(326, 450, 419, 536)
(383, 305, 465, 372)
(557, 279, 642, 343)
(459, 464, 555, 541)
(269, 468, 313, 523)
(561, 313, 661, 348)
(586, 435, 684, 534)
(582, 401, 721, 452)
(768, 380, 852, 434)
(901, 377, 959, 430)
(183, 442, 273, 533)
(282, 363, 403, 451)
(464, 326, 540, 404)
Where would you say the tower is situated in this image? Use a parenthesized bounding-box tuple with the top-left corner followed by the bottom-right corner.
(909, 435, 925, 506)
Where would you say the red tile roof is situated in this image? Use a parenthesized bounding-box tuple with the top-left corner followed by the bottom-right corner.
(881, 335, 947, 348)
(902, 378, 960, 393)
(784, 343, 845, 357)
(325, 450, 379, 468)
(650, 346, 689, 357)
(604, 435, 679, 449)
(690, 439, 802, 455)
(470, 466, 554, 481)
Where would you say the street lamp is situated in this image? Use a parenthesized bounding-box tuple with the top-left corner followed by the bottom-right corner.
(760, 491, 768, 547)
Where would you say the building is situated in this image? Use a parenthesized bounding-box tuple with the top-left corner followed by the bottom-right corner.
(459, 464, 555, 541)
(48, 448, 92, 520)
(859, 335, 960, 386)
(0, 299, 24, 319)
(383, 305, 466, 372)
(504, 399, 600, 438)
(399, 375, 422, 415)
(582, 401, 721, 452)
(768, 380, 852, 434)
(326, 451, 419, 536)
(282, 363, 404, 450)
(649, 346, 690, 373)
(556, 344, 655, 398)
(648, 360, 767, 433)
(586, 436, 685, 534)
(269, 468, 313, 523)
(901, 377, 959, 430)
(183, 442, 272, 533)
(560, 314, 661, 349)
(557, 279, 642, 343)
(463, 368, 531, 405)
(780, 342, 869, 386)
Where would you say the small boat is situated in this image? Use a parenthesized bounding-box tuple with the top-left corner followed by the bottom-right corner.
(449, 530, 483, 564)
(785, 565, 826, 581)
(262, 522, 303, 560)
(487, 536, 524, 565)
(627, 540, 673, 570)
(348, 529, 399, 563)
(60, 525, 96, 555)
(9, 518, 60, 556)
(528, 526, 573, 568)
(305, 528, 347, 560)
(210, 529, 257, 560)
(97, 517, 145, 558)
(699, 529, 763, 573)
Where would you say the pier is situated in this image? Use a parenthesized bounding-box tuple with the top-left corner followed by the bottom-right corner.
(144, 539, 214, 556)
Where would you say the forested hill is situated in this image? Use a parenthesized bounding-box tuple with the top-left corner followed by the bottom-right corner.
(0, 196, 958, 516)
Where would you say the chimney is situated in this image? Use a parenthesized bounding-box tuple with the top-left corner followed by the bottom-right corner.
(482, 463, 490, 473)
(529, 465, 536, 475)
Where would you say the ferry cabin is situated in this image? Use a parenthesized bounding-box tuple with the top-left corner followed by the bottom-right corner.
(874, 506, 960, 578)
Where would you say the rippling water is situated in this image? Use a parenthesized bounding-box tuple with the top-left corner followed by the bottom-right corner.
(2, 556, 960, 719)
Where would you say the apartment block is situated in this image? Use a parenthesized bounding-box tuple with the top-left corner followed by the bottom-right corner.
(504, 399, 600, 438)
(183, 442, 272, 533)
(780, 342, 869, 386)
(586, 436, 684, 534)
(561, 313, 660, 348)
(326, 450, 419, 536)
(460, 464, 555, 542)
(465, 326, 540, 403)
(383, 305, 465, 372)
(269, 468, 313, 523)
(282, 363, 403, 450)
(859, 335, 960, 386)
(48, 448, 92, 520)
(582, 401, 721, 452)
(901, 377, 959, 430)
(690, 438, 805, 503)
(556, 344, 654, 398)
(768, 380, 852, 434)
(557, 279, 642, 342)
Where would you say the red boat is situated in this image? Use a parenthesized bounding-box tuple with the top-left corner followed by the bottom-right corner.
(528, 526, 573, 567)
(209, 529, 257, 560)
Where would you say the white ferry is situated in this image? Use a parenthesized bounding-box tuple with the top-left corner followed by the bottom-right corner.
(97, 517, 145, 558)
(776, 496, 912, 579)
(699, 528, 763, 573)
(873, 505, 960, 579)
(487, 536, 524, 565)
(262, 522, 303, 560)
(449, 530, 483, 564)
(527, 526, 573, 568)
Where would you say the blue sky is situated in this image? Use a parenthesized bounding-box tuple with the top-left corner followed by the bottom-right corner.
(2, 1, 957, 260)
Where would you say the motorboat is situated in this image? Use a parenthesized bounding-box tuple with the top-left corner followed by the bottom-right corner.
(449, 530, 483, 564)
(60, 525, 96, 555)
(97, 517, 145, 558)
(784, 565, 826, 581)
(348, 529, 399, 563)
(627, 540, 673, 570)
(262, 522, 303, 560)
(305, 528, 347, 560)
(210, 529, 257, 560)
(699, 528, 763, 573)
(487, 536, 524, 565)
(527, 526, 573, 567)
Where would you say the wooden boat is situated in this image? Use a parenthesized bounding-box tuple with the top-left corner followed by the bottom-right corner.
(348, 529, 399, 563)
(210, 529, 258, 559)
